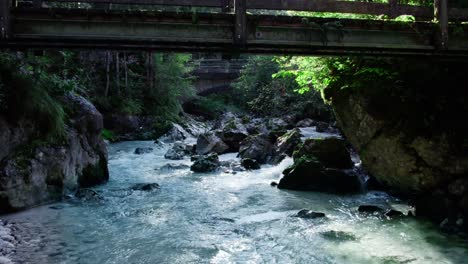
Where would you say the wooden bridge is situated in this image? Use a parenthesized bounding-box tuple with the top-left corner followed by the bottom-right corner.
(1, 0, 468, 56)
(192, 57, 246, 96)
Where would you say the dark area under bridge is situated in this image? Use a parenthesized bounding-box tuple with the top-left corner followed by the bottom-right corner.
(1, 0, 468, 57)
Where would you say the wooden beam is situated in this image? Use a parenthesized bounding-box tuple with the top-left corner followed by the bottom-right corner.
(247, 0, 434, 18)
(234, 0, 246, 47)
(49, 0, 224, 7)
(0, 0, 11, 39)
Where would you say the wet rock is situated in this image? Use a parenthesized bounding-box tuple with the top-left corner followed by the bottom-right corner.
(239, 134, 274, 164)
(214, 114, 249, 152)
(295, 209, 326, 219)
(196, 133, 229, 155)
(320, 230, 357, 242)
(358, 205, 384, 213)
(448, 178, 468, 197)
(164, 142, 192, 160)
(384, 209, 405, 219)
(267, 118, 290, 131)
(414, 194, 457, 224)
(365, 176, 387, 191)
(191, 153, 220, 173)
(270, 181, 279, 187)
(315, 121, 330, 133)
(134, 147, 153, 155)
(0, 93, 109, 213)
(293, 138, 353, 170)
(231, 164, 246, 172)
(219, 160, 245, 173)
(160, 124, 186, 143)
(245, 118, 269, 135)
(159, 163, 190, 171)
(271, 129, 302, 164)
(75, 189, 103, 201)
(296, 118, 315, 128)
(130, 183, 160, 192)
(241, 158, 260, 170)
(278, 156, 361, 193)
(164, 149, 185, 160)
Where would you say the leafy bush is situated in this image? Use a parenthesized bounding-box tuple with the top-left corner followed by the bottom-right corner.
(0, 52, 70, 142)
(232, 55, 333, 120)
(101, 129, 115, 141)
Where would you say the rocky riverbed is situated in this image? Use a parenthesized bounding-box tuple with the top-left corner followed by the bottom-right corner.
(1, 124, 468, 263)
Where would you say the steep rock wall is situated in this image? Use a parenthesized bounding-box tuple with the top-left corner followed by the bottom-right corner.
(0, 93, 109, 213)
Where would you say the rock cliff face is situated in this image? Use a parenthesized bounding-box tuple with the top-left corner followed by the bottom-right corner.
(0, 93, 109, 213)
(330, 88, 468, 194)
(328, 81, 468, 229)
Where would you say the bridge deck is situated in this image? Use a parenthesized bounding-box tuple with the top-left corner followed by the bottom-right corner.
(1, 0, 468, 56)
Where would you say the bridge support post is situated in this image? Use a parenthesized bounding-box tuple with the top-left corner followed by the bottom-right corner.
(234, 0, 247, 48)
(434, 0, 448, 50)
(0, 0, 11, 39)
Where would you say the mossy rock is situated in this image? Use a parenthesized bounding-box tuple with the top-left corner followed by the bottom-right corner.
(293, 138, 353, 169)
(78, 155, 109, 188)
(190, 153, 220, 173)
(278, 155, 361, 193)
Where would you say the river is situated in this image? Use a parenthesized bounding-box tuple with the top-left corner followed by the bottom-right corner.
(1, 129, 468, 264)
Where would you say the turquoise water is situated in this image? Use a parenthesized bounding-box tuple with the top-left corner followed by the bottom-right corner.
(1, 140, 468, 264)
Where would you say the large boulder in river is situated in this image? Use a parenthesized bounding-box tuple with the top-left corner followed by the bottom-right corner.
(165, 142, 193, 160)
(238, 134, 274, 164)
(190, 153, 220, 173)
(271, 129, 302, 164)
(241, 158, 260, 170)
(0, 93, 109, 213)
(160, 123, 187, 143)
(293, 138, 353, 170)
(196, 133, 229, 155)
(278, 156, 361, 193)
(211, 113, 249, 152)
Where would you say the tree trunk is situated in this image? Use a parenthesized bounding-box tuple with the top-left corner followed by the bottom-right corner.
(124, 52, 128, 95)
(145, 51, 154, 92)
(105, 51, 111, 97)
(115, 51, 120, 96)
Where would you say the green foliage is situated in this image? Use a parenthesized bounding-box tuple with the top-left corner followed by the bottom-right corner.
(0, 52, 72, 142)
(101, 129, 115, 141)
(85, 52, 194, 124)
(394, 15, 416, 22)
(273, 56, 399, 105)
(232, 56, 280, 111)
(148, 53, 194, 121)
(151, 118, 174, 138)
(232, 55, 333, 120)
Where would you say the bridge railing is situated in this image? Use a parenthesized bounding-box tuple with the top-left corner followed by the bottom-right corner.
(6, 0, 468, 20)
(1, 0, 467, 49)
